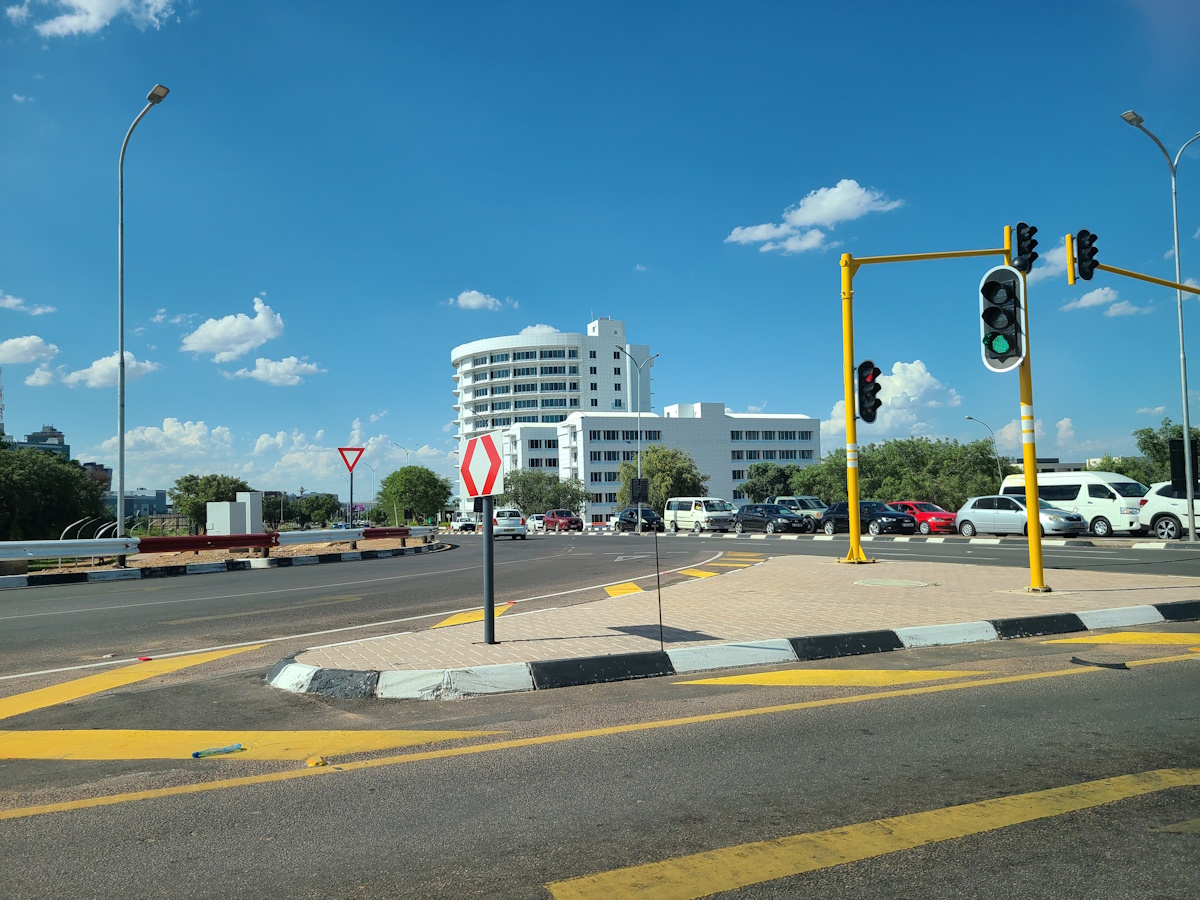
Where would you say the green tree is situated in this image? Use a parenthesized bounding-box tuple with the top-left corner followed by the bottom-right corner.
(741, 462, 806, 502)
(300, 493, 342, 527)
(379, 466, 452, 524)
(498, 468, 589, 516)
(615, 444, 708, 514)
(167, 474, 254, 532)
(1089, 417, 1200, 487)
(0, 446, 106, 541)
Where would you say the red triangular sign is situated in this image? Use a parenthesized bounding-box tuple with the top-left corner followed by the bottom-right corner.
(338, 446, 365, 473)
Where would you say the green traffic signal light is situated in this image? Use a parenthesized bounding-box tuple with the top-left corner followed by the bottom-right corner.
(978, 265, 1026, 373)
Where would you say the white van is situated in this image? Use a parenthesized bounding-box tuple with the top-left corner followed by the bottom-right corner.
(999, 471, 1148, 536)
(664, 497, 737, 533)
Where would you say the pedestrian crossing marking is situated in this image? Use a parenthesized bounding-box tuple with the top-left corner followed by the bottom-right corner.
(678, 568, 718, 578)
(432, 602, 515, 629)
(0, 646, 265, 723)
(1043, 632, 1200, 646)
(677, 669, 988, 687)
(0, 728, 501, 761)
(706, 562, 753, 568)
(605, 582, 644, 597)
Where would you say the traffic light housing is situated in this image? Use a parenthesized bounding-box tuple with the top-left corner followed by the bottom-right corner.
(857, 360, 882, 424)
(979, 264, 1026, 373)
(1076, 229, 1098, 281)
(1013, 222, 1039, 273)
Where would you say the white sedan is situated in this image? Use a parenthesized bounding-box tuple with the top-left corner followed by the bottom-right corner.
(528, 514, 545, 532)
(493, 509, 528, 539)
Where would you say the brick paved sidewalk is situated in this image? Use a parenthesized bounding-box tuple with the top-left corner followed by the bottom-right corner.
(294, 554, 1200, 672)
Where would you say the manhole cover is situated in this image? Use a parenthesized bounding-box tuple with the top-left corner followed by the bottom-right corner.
(853, 579, 929, 587)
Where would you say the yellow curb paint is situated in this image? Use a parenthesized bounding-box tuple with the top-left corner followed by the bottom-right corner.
(705, 563, 753, 568)
(1044, 632, 1200, 646)
(604, 583, 645, 597)
(0, 728, 501, 761)
(0, 646, 265, 723)
(679, 669, 990, 688)
(1, 653, 1193, 822)
(545, 768, 1200, 900)
(724, 552, 765, 557)
(432, 602, 515, 629)
(677, 568, 718, 578)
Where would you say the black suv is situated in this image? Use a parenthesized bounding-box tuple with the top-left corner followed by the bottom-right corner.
(820, 501, 917, 536)
(734, 504, 813, 534)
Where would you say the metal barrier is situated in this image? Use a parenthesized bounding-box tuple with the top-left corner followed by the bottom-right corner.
(137, 533, 278, 553)
(0, 538, 140, 561)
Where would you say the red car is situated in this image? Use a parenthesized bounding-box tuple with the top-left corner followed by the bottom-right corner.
(887, 501, 957, 535)
(543, 508, 584, 532)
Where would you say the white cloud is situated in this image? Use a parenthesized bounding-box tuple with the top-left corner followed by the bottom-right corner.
(1137, 406, 1166, 415)
(369, 410, 388, 423)
(1165, 247, 1176, 260)
(1025, 238, 1067, 285)
(747, 401, 767, 414)
(1194, 227, 1200, 240)
(726, 179, 901, 255)
(995, 417, 1045, 453)
(1104, 300, 1152, 316)
(1056, 417, 1076, 445)
(820, 359, 959, 440)
(0, 334, 58, 363)
(634, 264, 647, 272)
(11, 0, 174, 38)
(230, 356, 324, 386)
(448, 290, 502, 311)
(315, 429, 325, 441)
(520, 324, 560, 335)
(97, 418, 239, 488)
(151, 308, 166, 323)
(180, 297, 284, 362)
(253, 431, 290, 455)
(1060, 286, 1119, 312)
(442, 421, 456, 433)
(63, 351, 159, 388)
(1, 289, 55, 315)
(24, 365, 56, 387)
(12, 93, 30, 103)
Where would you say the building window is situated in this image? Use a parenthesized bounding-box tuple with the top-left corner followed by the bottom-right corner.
(622, 451, 636, 461)
(569, 349, 578, 358)
(589, 430, 601, 440)
(528, 459, 543, 468)
(490, 417, 511, 427)
(604, 450, 620, 461)
(604, 471, 619, 482)
(514, 382, 538, 393)
(605, 493, 618, 503)
(747, 450, 760, 460)
(473, 356, 488, 366)
(800, 431, 813, 441)
(514, 350, 537, 360)
(492, 401, 510, 411)
(590, 383, 598, 391)
(541, 398, 567, 407)
(569, 382, 578, 391)
(613, 399, 623, 408)
(541, 414, 566, 423)
(490, 369, 509, 379)
(491, 385, 509, 395)
(733, 489, 746, 500)
(569, 365, 579, 374)
(590, 350, 596, 358)
(762, 430, 775, 440)
(569, 398, 580, 407)
(591, 492, 604, 503)
(514, 366, 536, 376)
(763, 450, 776, 460)
(541, 382, 567, 391)
(590, 398, 598, 407)
(614, 367, 621, 375)
(590, 472, 603, 482)
(590, 451, 601, 461)
(490, 353, 509, 363)
(801, 449, 814, 459)
(529, 440, 542, 449)
(779, 430, 797, 441)
(540, 365, 566, 375)
(603, 430, 618, 440)
(621, 430, 637, 440)
(539, 349, 566, 359)
(779, 449, 798, 460)
(732, 470, 746, 480)
(745, 430, 760, 440)
(545, 457, 558, 467)
(515, 415, 538, 423)
(546, 439, 558, 448)
(614, 351, 621, 359)
(614, 383, 621, 391)
(643, 430, 661, 440)
(731, 450, 744, 460)
(730, 431, 743, 441)
(514, 399, 537, 409)
(589, 366, 597, 375)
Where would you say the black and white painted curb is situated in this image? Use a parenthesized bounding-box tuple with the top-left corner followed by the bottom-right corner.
(0, 542, 447, 591)
(266, 599, 1200, 702)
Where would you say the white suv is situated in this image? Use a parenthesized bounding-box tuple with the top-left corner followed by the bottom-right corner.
(1139, 482, 1196, 540)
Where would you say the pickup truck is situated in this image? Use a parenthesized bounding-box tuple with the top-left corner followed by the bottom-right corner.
(448, 516, 477, 533)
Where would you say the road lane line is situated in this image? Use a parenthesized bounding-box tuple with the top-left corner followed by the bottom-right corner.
(2, 653, 1194, 822)
(678, 669, 989, 687)
(163, 595, 362, 625)
(545, 768, 1200, 900)
(1044, 632, 1200, 646)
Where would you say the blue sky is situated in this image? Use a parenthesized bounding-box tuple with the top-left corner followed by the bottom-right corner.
(3, 1, 1200, 499)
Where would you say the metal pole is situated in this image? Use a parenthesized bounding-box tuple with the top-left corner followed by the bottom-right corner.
(483, 495, 496, 644)
(840, 255, 869, 562)
(965, 416, 1004, 488)
(617, 347, 660, 534)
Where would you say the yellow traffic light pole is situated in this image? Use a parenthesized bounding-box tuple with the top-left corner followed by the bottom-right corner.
(1065, 233, 1200, 297)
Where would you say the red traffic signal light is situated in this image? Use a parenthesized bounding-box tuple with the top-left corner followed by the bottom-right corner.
(857, 360, 882, 424)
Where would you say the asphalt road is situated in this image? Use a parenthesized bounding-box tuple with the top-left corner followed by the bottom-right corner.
(1, 625, 1196, 898)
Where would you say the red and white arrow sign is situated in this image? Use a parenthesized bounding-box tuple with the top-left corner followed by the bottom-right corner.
(460, 433, 504, 498)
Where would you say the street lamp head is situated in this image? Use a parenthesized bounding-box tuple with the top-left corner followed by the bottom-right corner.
(1120, 110, 1143, 127)
(147, 84, 170, 104)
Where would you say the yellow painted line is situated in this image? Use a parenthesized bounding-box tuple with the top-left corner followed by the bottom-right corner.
(1, 653, 1193, 822)
(678, 568, 718, 578)
(0, 728, 500, 761)
(545, 768, 1200, 900)
(724, 552, 765, 557)
(604, 582, 644, 597)
(679, 669, 989, 687)
(705, 562, 752, 568)
(0, 646, 264, 722)
(1044, 631, 1200, 646)
(432, 602, 515, 629)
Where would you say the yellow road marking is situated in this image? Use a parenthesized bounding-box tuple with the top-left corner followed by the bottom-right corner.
(165, 595, 360, 625)
(724, 552, 764, 557)
(705, 562, 752, 568)
(432, 602, 515, 628)
(679, 669, 989, 687)
(545, 768, 1200, 900)
(0, 728, 500, 761)
(678, 568, 718, 578)
(604, 583, 644, 597)
(0, 646, 264, 722)
(1044, 631, 1200, 646)
(1, 653, 1192, 822)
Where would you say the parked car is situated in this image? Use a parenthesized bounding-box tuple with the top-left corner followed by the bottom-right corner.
(663, 497, 737, 533)
(955, 495, 1086, 537)
(1138, 481, 1198, 540)
(449, 515, 477, 533)
(886, 501, 957, 535)
(492, 509, 528, 540)
(1000, 471, 1148, 536)
(614, 507, 665, 532)
(764, 495, 828, 527)
(734, 503, 813, 534)
(820, 501, 918, 536)
(528, 514, 545, 533)
(543, 509, 583, 532)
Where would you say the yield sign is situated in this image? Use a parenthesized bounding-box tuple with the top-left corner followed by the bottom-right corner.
(460, 433, 503, 498)
(338, 447, 365, 473)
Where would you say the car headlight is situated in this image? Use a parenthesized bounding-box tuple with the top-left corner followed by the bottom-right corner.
(880, 517, 894, 522)
(1047, 515, 1064, 522)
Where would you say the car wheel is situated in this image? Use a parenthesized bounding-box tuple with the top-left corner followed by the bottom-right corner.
(824, 520, 836, 536)
(1154, 515, 1182, 540)
(803, 518, 815, 533)
(959, 520, 976, 537)
(520, 534, 526, 540)
(766, 522, 776, 534)
(693, 521, 702, 534)
(919, 521, 931, 535)
(735, 522, 744, 534)
(1090, 517, 1111, 538)
(868, 520, 881, 536)
(669, 521, 678, 533)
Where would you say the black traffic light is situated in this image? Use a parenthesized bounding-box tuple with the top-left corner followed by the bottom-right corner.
(857, 360, 882, 424)
(978, 265, 1026, 373)
(1013, 222, 1039, 273)
(1076, 229, 1099, 281)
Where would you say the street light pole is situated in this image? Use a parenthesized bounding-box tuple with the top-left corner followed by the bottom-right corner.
(116, 83, 169, 552)
(1122, 111, 1200, 542)
(616, 346, 661, 533)
(965, 415, 1004, 488)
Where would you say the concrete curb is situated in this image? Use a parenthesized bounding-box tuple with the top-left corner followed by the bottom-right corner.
(266, 599, 1200, 702)
(4, 542, 448, 591)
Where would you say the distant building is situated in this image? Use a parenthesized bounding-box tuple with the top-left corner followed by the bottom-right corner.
(81, 462, 114, 491)
(8, 423, 70, 457)
(1013, 457, 1086, 474)
(104, 489, 170, 518)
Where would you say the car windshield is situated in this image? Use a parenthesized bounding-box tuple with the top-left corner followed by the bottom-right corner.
(1014, 498, 1060, 511)
(861, 502, 889, 512)
(704, 500, 734, 512)
(761, 505, 789, 515)
(911, 502, 945, 512)
(1113, 482, 1148, 498)
(497, 510, 520, 518)
(797, 499, 823, 509)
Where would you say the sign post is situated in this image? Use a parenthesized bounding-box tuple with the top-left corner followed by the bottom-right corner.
(460, 432, 505, 644)
(338, 447, 364, 529)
